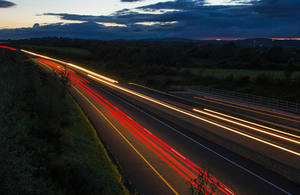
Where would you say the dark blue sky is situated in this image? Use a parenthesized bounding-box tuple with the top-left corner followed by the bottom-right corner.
(1, 0, 299, 40)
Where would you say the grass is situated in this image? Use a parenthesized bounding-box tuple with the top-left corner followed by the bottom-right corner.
(0, 48, 129, 194)
(63, 93, 129, 195)
(21, 44, 93, 56)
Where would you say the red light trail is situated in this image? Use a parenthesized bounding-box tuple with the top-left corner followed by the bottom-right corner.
(0, 46, 16, 50)
(38, 58, 237, 195)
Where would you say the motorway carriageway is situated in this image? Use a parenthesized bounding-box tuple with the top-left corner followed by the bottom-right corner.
(22, 49, 300, 195)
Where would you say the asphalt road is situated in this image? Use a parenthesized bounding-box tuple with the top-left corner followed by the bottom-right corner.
(28, 54, 300, 195)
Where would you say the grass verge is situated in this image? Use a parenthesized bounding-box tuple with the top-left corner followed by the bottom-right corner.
(0, 48, 129, 195)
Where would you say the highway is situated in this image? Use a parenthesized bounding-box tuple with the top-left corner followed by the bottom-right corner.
(22, 50, 300, 195)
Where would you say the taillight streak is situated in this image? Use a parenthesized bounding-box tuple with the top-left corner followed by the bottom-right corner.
(36, 58, 237, 195)
(114, 109, 233, 194)
(113, 110, 197, 178)
(74, 79, 235, 195)
(72, 76, 217, 193)
(0, 46, 16, 50)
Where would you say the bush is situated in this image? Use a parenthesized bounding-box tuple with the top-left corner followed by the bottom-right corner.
(237, 76, 250, 85)
(253, 73, 271, 85)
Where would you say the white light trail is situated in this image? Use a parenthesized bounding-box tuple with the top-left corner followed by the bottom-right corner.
(21, 49, 118, 83)
(88, 74, 300, 157)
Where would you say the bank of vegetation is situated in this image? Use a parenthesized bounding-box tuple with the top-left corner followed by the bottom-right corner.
(0, 48, 129, 194)
(16, 37, 300, 102)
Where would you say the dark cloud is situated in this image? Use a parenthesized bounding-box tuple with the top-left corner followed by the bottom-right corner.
(0, 0, 16, 8)
(1, 0, 299, 40)
(121, 0, 143, 2)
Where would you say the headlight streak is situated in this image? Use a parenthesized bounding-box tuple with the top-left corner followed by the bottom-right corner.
(88, 74, 300, 157)
(163, 99, 194, 110)
(194, 96, 299, 123)
(45, 67, 237, 195)
(204, 108, 300, 139)
(193, 109, 300, 145)
(38, 58, 90, 84)
(21, 49, 118, 84)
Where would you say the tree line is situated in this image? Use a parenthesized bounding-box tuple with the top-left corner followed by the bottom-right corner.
(13, 37, 300, 71)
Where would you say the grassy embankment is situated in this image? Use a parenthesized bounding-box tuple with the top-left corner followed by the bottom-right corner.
(0, 48, 129, 194)
(19, 45, 300, 103)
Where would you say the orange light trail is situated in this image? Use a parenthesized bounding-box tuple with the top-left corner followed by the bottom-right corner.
(204, 109, 300, 140)
(21, 49, 118, 83)
(193, 109, 300, 145)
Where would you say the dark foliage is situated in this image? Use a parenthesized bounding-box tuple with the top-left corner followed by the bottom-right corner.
(0, 49, 113, 194)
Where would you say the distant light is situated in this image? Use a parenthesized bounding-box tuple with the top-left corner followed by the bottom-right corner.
(272, 38, 300, 41)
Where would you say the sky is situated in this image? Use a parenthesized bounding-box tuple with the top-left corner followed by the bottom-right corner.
(0, 0, 299, 40)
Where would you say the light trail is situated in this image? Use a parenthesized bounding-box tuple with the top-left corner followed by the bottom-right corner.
(0, 45, 16, 50)
(108, 98, 233, 194)
(163, 99, 299, 140)
(39, 61, 236, 195)
(163, 99, 194, 110)
(88, 74, 300, 157)
(204, 108, 300, 139)
(32, 56, 295, 194)
(71, 86, 179, 195)
(90, 81, 293, 195)
(21, 49, 118, 83)
(193, 108, 300, 145)
(82, 79, 235, 194)
(195, 96, 299, 123)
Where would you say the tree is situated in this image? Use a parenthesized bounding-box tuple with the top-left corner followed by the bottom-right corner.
(189, 167, 219, 195)
(236, 47, 253, 62)
(265, 46, 286, 63)
(213, 42, 237, 60)
(284, 58, 296, 80)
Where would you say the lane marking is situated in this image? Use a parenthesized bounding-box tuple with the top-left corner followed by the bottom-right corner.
(72, 86, 179, 195)
(89, 82, 293, 195)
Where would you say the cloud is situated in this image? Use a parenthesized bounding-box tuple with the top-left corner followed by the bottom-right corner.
(1, 0, 299, 40)
(121, 0, 143, 2)
(0, 0, 16, 8)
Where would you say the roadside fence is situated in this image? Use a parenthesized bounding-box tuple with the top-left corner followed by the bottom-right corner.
(170, 85, 299, 113)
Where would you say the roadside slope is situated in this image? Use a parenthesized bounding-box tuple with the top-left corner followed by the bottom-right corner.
(0, 48, 129, 194)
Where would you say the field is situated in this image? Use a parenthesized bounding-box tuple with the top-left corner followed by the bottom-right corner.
(186, 68, 300, 79)
(21, 44, 93, 56)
